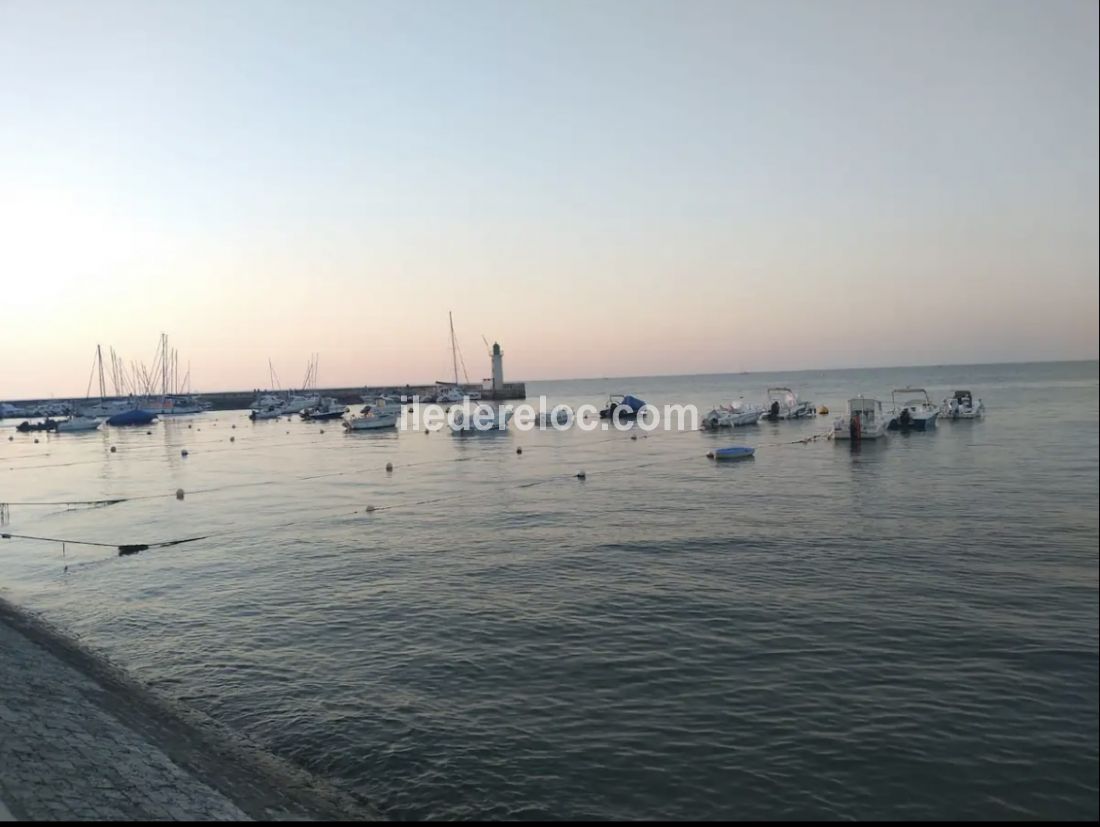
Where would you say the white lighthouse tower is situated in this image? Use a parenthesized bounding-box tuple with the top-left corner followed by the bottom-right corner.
(491, 342, 504, 394)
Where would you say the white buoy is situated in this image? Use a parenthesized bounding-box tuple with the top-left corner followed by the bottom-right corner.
(175, 488, 185, 500)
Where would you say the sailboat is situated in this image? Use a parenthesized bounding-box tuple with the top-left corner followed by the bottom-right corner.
(434, 312, 480, 402)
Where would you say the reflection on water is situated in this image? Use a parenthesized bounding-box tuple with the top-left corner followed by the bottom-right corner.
(1, 362, 1097, 819)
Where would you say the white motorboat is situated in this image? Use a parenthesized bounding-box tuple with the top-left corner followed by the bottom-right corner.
(287, 393, 320, 412)
(760, 387, 816, 421)
(888, 388, 939, 431)
(450, 403, 513, 433)
(702, 400, 765, 429)
(344, 401, 400, 431)
(941, 390, 985, 420)
(56, 415, 103, 432)
(833, 396, 889, 440)
(300, 397, 347, 421)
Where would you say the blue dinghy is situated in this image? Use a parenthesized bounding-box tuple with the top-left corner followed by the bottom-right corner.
(708, 445, 755, 461)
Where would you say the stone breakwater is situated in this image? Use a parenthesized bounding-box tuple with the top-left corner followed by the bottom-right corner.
(0, 597, 380, 821)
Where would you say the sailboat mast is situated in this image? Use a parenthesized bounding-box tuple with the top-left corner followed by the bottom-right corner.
(449, 311, 458, 386)
(96, 345, 106, 401)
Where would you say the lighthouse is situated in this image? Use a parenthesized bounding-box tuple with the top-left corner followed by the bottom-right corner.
(491, 342, 504, 393)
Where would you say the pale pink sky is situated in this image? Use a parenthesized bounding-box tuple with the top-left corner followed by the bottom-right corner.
(2, 0, 1097, 399)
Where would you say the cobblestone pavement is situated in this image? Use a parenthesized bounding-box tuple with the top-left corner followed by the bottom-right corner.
(0, 618, 250, 821)
(0, 602, 378, 821)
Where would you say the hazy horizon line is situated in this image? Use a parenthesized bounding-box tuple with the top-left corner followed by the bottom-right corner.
(6, 356, 1097, 403)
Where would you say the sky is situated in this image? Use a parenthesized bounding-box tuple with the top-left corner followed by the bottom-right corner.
(1, 0, 1097, 397)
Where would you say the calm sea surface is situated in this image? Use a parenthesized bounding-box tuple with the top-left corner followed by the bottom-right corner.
(2, 362, 1097, 819)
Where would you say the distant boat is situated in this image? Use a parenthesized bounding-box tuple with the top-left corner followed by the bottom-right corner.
(300, 397, 347, 421)
(56, 415, 103, 432)
(16, 418, 60, 433)
(107, 408, 157, 427)
(761, 387, 816, 421)
(941, 390, 985, 420)
(599, 394, 647, 420)
(344, 401, 400, 431)
(702, 400, 764, 429)
(450, 405, 513, 433)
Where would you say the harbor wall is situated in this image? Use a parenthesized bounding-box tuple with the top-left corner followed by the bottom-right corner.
(3, 382, 528, 415)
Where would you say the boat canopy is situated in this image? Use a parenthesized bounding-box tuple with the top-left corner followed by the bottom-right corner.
(848, 397, 880, 414)
(619, 395, 647, 413)
(952, 390, 973, 401)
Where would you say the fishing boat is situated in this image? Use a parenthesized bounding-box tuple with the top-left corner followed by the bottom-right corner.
(833, 397, 889, 440)
(344, 401, 400, 431)
(888, 388, 939, 430)
(300, 397, 347, 421)
(941, 390, 985, 420)
(707, 445, 755, 460)
(56, 415, 103, 432)
(599, 394, 648, 420)
(760, 387, 816, 421)
(701, 400, 765, 429)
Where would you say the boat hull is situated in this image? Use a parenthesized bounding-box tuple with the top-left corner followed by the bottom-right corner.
(106, 410, 156, 426)
(709, 446, 755, 460)
(344, 416, 398, 431)
(888, 413, 938, 431)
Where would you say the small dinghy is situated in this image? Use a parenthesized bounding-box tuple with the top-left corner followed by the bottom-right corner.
(707, 445, 755, 461)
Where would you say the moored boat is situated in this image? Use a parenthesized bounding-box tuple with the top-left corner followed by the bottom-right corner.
(707, 445, 755, 460)
(599, 394, 647, 420)
(344, 401, 400, 431)
(300, 397, 347, 421)
(702, 400, 765, 429)
(56, 415, 103, 432)
(888, 388, 939, 430)
(833, 396, 889, 440)
(107, 408, 157, 427)
(760, 387, 816, 421)
(941, 390, 985, 420)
